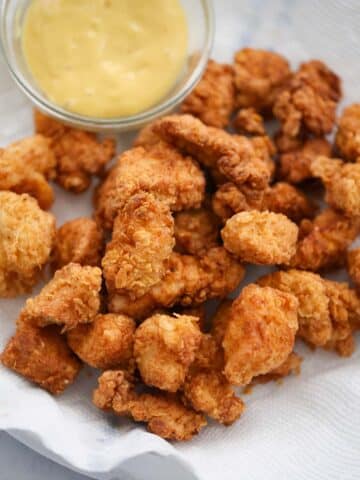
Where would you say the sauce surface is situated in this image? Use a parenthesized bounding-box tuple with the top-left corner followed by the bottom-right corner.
(22, 0, 188, 118)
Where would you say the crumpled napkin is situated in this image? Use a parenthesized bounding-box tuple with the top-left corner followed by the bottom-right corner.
(1, 1, 360, 479)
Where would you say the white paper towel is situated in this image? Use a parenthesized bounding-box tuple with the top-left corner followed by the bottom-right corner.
(1, 1, 360, 479)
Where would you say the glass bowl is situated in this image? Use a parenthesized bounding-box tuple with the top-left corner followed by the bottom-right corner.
(0, 0, 214, 132)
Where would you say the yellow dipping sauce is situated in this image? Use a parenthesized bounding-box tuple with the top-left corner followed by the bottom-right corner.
(22, 0, 188, 118)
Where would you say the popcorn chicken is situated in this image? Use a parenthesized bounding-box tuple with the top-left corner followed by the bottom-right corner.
(212, 182, 264, 222)
(95, 142, 205, 230)
(273, 60, 341, 137)
(347, 248, 360, 289)
(93, 370, 206, 441)
(289, 209, 360, 271)
(109, 248, 245, 320)
(35, 110, 115, 193)
(174, 207, 221, 255)
(311, 156, 360, 217)
(0, 135, 56, 209)
(67, 314, 135, 370)
(51, 217, 103, 271)
(221, 210, 299, 264)
(335, 104, 360, 161)
(233, 108, 266, 135)
(233, 48, 291, 111)
(279, 137, 332, 183)
(134, 314, 202, 392)
(103, 193, 174, 299)
(23, 263, 102, 331)
(0, 192, 56, 297)
(223, 284, 298, 385)
(180, 60, 235, 128)
(133, 122, 162, 148)
(1, 322, 81, 395)
(253, 352, 302, 384)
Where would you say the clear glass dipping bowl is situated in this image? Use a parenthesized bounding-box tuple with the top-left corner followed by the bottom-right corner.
(0, 0, 214, 131)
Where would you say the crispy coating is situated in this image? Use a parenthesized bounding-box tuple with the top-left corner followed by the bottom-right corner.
(289, 209, 360, 271)
(0, 192, 56, 297)
(211, 299, 233, 345)
(103, 193, 174, 299)
(51, 217, 103, 271)
(253, 352, 302, 384)
(1, 322, 81, 395)
(23, 263, 102, 331)
(94, 142, 205, 230)
(223, 284, 298, 386)
(233, 48, 291, 111)
(134, 314, 202, 392)
(180, 60, 235, 128)
(347, 248, 360, 289)
(279, 137, 332, 184)
(221, 210, 298, 264)
(212, 182, 264, 222)
(0, 135, 56, 209)
(93, 370, 206, 441)
(154, 115, 271, 190)
(174, 207, 221, 255)
(67, 314, 135, 370)
(233, 108, 266, 135)
(273, 60, 341, 137)
(335, 104, 360, 161)
(132, 122, 162, 148)
(109, 247, 245, 320)
(35, 110, 115, 193)
(311, 156, 360, 216)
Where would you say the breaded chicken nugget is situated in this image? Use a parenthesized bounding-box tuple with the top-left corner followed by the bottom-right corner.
(180, 60, 235, 128)
(253, 352, 302, 384)
(273, 60, 341, 137)
(233, 48, 291, 111)
(51, 217, 103, 271)
(233, 108, 266, 135)
(93, 370, 206, 441)
(174, 207, 221, 255)
(0, 135, 56, 209)
(279, 137, 332, 184)
(212, 182, 265, 222)
(223, 284, 298, 385)
(102, 193, 175, 299)
(1, 322, 81, 395)
(67, 314, 135, 370)
(0, 192, 56, 297)
(35, 110, 115, 193)
(108, 248, 245, 319)
(23, 263, 102, 331)
(289, 209, 360, 271)
(335, 104, 360, 161)
(95, 142, 205, 230)
(347, 248, 360, 289)
(221, 211, 298, 264)
(132, 122, 162, 148)
(134, 314, 202, 392)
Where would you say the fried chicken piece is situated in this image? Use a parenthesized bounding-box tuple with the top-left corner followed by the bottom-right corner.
(211, 299, 233, 345)
(134, 314, 202, 392)
(23, 263, 102, 331)
(233, 48, 291, 112)
(154, 114, 271, 190)
(109, 247, 245, 320)
(274, 130, 305, 154)
(93, 370, 206, 441)
(223, 284, 298, 385)
(253, 352, 302, 384)
(221, 211, 298, 264)
(176, 304, 207, 331)
(51, 217, 103, 271)
(279, 137, 332, 183)
(174, 207, 221, 255)
(212, 182, 264, 222)
(132, 122, 162, 148)
(335, 104, 360, 161)
(347, 248, 360, 289)
(102, 193, 174, 299)
(311, 156, 360, 217)
(180, 60, 235, 128)
(233, 107, 266, 135)
(67, 314, 135, 370)
(1, 322, 81, 395)
(0, 192, 56, 297)
(0, 135, 56, 209)
(289, 209, 360, 271)
(94, 142, 205, 230)
(273, 60, 341, 137)
(34, 110, 115, 193)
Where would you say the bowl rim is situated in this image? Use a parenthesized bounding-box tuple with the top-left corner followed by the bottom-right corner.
(0, 0, 215, 131)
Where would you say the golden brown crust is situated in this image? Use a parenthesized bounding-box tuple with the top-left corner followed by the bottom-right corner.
(335, 104, 360, 161)
(253, 352, 302, 384)
(233, 108, 266, 135)
(347, 248, 360, 289)
(132, 122, 162, 148)
(221, 211, 299, 264)
(1, 323, 81, 395)
(180, 60, 235, 128)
